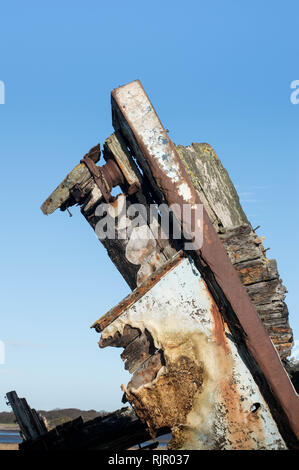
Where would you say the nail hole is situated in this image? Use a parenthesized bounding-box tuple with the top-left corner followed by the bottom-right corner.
(251, 403, 261, 413)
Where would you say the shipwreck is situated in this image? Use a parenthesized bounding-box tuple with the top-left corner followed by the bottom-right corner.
(8, 80, 299, 450)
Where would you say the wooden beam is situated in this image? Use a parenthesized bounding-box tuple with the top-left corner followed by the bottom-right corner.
(6, 391, 47, 441)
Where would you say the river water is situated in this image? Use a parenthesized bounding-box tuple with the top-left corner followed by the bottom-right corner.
(0, 430, 22, 444)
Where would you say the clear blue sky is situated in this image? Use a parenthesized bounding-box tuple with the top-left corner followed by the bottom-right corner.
(0, 1, 298, 412)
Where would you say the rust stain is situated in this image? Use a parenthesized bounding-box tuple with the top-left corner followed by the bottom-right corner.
(236, 264, 265, 285)
(111, 80, 299, 444)
(210, 302, 229, 353)
(126, 355, 204, 440)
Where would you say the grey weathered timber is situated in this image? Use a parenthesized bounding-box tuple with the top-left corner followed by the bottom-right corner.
(19, 406, 168, 451)
(219, 224, 293, 359)
(41, 163, 95, 215)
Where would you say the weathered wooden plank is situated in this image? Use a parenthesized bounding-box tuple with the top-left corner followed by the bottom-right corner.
(20, 399, 47, 437)
(121, 331, 156, 373)
(126, 352, 164, 391)
(92, 251, 184, 332)
(40, 134, 176, 291)
(104, 132, 141, 187)
(110, 80, 298, 446)
(41, 163, 92, 215)
(6, 391, 47, 441)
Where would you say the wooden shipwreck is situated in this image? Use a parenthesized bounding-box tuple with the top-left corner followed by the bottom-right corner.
(21, 80, 298, 450)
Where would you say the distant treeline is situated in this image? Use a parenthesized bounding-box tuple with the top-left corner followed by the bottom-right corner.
(0, 409, 109, 428)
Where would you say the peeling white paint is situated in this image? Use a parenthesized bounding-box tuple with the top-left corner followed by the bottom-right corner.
(101, 256, 286, 450)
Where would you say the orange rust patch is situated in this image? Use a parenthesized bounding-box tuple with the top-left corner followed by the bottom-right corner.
(204, 223, 212, 244)
(210, 302, 230, 354)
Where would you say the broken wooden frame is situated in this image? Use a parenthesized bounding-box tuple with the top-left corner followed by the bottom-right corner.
(6, 391, 167, 451)
(41, 80, 299, 449)
(93, 251, 289, 449)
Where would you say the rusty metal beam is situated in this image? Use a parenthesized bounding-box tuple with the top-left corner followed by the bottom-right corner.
(110, 80, 299, 447)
